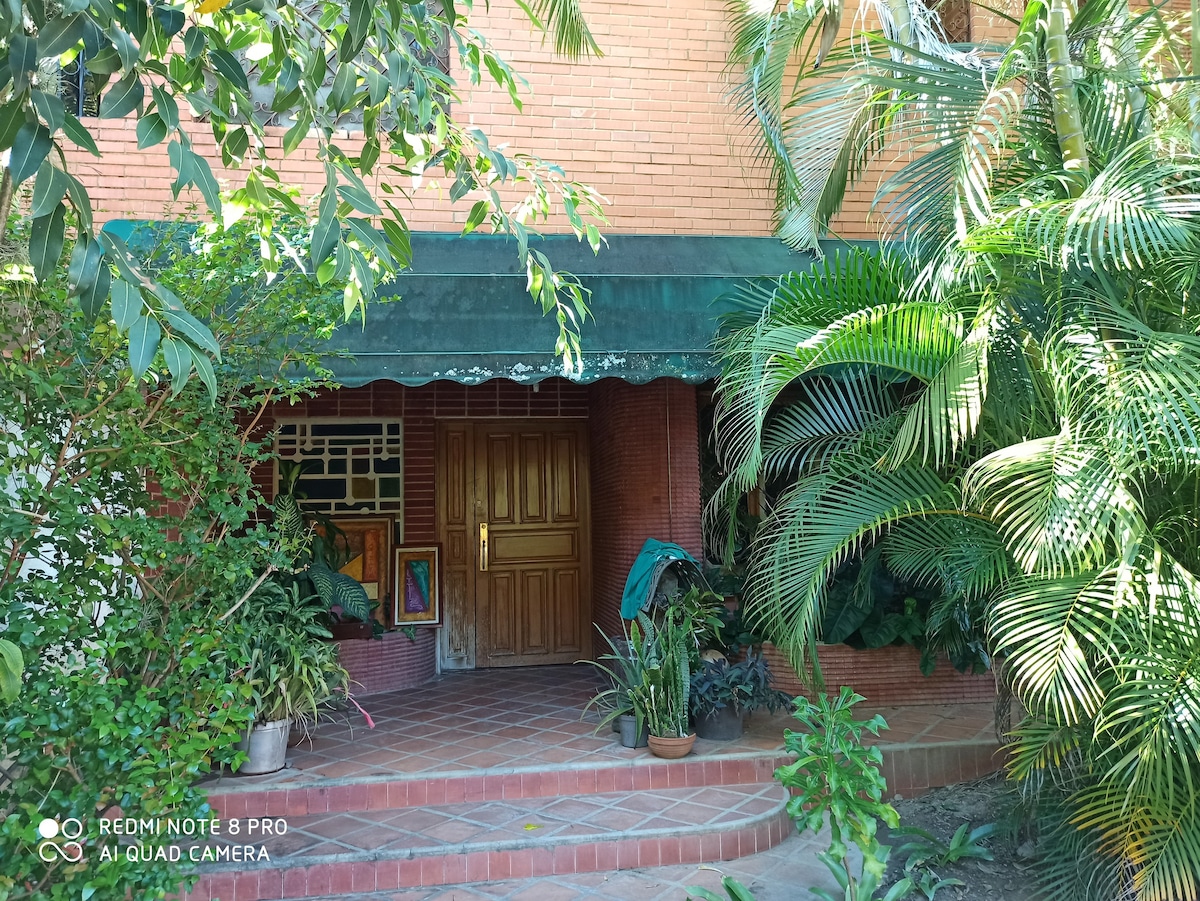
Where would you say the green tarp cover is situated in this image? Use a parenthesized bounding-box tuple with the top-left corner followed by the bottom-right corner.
(620, 539, 702, 620)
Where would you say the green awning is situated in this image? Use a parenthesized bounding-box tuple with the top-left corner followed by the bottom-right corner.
(102, 221, 847, 387)
(326, 233, 812, 387)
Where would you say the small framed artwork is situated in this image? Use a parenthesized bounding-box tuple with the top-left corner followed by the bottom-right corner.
(394, 546, 441, 626)
(327, 515, 394, 627)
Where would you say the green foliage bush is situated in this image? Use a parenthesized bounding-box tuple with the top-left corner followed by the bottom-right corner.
(0, 214, 339, 899)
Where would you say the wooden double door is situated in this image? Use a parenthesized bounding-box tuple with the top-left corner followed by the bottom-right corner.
(437, 420, 590, 669)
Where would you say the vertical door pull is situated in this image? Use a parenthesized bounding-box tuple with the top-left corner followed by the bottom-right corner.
(479, 523, 489, 571)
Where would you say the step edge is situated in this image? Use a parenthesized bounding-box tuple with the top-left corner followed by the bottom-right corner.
(193, 785, 790, 875)
(203, 749, 797, 797)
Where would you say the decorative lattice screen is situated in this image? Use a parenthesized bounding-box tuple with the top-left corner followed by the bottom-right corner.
(275, 419, 403, 518)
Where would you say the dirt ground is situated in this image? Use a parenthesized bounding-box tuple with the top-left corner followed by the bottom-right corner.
(880, 773, 1039, 901)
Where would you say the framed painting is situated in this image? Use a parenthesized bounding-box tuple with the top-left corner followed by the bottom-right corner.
(394, 546, 441, 626)
(327, 515, 393, 627)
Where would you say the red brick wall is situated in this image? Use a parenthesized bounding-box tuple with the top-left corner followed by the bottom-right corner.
(763, 642, 996, 707)
(586, 379, 702, 646)
(336, 630, 437, 696)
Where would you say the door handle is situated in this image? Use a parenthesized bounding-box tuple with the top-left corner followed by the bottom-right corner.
(479, 522, 489, 572)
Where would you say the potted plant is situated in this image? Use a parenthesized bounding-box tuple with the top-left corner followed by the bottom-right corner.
(629, 607, 696, 758)
(689, 652, 791, 741)
(582, 621, 652, 748)
(232, 582, 350, 774)
(274, 461, 376, 639)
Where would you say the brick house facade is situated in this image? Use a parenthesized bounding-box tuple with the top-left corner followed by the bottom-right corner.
(67, 0, 1011, 700)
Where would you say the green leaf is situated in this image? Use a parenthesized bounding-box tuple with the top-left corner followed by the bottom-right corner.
(99, 70, 144, 119)
(208, 46, 249, 95)
(8, 32, 37, 92)
(65, 170, 94, 230)
(8, 120, 53, 185)
(30, 90, 64, 133)
(221, 126, 249, 166)
(310, 187, 340, 268)
(151, 84, 179, 130)
(110, 279, 143, 331)
(189, 345, 217, 402)
(67, 229, 102, 295)
(337, 182, 381, 215)
(0, 99, 24, 152)
(182, 26, 205, 60)
(462, 199, 489, 235)
(342, 0, 371, 61)
(127, 314, 162, 379)
(282, 109, 311, 155)
(346, 218, 393, 266)
(327, 62, 356, 112)
(77, 252, 111, 322)
(380, 217, 412, 268)
(29, 202, 66, 283)
(38, 14, 86, 58)
(162, 308, 221, 358)
(62, 111, 101, 155)
(161, 336, 193, 396)
(135, 112, 167, 148)
(31, 161, 70, 218)
(0, 638, 22, 704)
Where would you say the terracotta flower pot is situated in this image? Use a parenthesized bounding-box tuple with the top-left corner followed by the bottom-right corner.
(647, 733, 696, 759)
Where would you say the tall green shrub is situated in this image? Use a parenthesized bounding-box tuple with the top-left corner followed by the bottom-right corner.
(0, 214, 338, 899)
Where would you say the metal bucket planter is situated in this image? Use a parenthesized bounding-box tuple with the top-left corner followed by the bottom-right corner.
(235, 719, 290, 775)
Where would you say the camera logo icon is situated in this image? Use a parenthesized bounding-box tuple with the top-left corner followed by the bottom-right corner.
(37, 817, 85, 863)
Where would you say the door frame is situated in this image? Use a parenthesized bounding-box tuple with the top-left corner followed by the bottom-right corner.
(435, 418, 591, 671)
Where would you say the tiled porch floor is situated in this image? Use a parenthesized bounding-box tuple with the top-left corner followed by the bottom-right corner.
(205, 665, 999, 791)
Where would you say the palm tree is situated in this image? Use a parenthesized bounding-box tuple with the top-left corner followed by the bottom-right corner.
(716, 0, 1200, 897)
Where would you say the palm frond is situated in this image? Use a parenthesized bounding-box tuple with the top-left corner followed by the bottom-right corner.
(965, 431, 1138, 577)
(759, 373, 900, 481)
(987, 570, 1124, 725)
(744, 465, 954, 676)
(883, 513, 1010, 601)
(518, 0, 601, 58)
(1053, 288, 1200, 472)
(713, 249, 911, 495)
(882, 310, 989, 469)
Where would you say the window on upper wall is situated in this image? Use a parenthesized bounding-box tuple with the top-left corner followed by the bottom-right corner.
(275, 419, 404, 523)
(57, 55, 101, 117)
(936, 0, 972, 43)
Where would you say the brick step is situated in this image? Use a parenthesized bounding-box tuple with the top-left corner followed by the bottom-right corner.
(206, 753, 789, 820)
(183, 782, 791, 901)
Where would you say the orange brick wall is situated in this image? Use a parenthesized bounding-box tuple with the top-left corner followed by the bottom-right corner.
(587, 379, 703, 644)
(336, 629, 438, 696)
(763, 642, 996, 707)
(62, 0, 780, 235)
(60, 1, 1028, 241)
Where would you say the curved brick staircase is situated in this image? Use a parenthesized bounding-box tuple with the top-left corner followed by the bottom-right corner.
(181, 667, 1003, 901)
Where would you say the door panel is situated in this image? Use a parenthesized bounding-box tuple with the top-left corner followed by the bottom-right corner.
(438, 424, 475, 670)
(437, 420, 589, 669)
